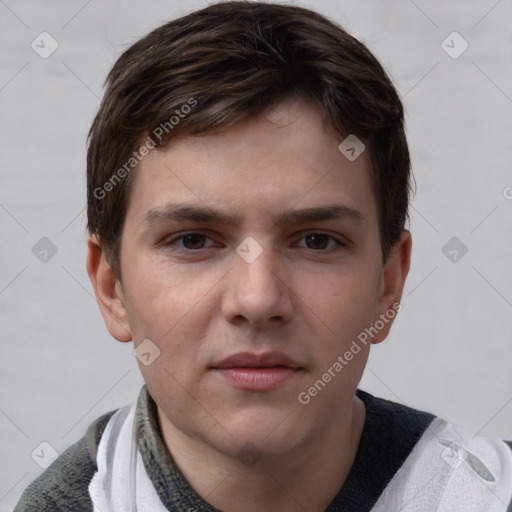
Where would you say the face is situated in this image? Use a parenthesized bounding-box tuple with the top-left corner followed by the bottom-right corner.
(89, 96, 410, 459)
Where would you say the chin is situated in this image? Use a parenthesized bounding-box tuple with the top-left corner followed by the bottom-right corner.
(213, 409, 316, 456)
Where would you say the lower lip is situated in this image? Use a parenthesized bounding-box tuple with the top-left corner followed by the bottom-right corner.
(213, 367, 300, 391)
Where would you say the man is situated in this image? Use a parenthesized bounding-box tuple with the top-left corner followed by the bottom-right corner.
(14, 1, 512, 511)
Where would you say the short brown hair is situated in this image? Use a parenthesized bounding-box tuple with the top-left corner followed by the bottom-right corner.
(87, 0, 412, 280)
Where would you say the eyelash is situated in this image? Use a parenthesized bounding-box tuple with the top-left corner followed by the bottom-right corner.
(163, 231, 347, 252)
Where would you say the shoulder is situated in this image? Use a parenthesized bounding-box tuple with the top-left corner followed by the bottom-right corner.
(359, 391, 512, 511)
(13, 409, 117, 512)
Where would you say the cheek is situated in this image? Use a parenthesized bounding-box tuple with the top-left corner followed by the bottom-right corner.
(296, 273, 376, 407)
(121, 254, 198, 335)
(297, 265, 380, 339)
(123, 267, 222, 378)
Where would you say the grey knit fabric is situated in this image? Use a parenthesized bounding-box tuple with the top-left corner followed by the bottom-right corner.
(13, 409, 115, 511)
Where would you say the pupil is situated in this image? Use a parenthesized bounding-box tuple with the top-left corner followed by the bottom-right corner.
(307, 234, 328, 249)
(184, 234, 205, 249)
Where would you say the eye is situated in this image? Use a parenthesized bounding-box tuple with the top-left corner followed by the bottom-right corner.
(297, 233, 345, 250)
(165, 232, 215, 250)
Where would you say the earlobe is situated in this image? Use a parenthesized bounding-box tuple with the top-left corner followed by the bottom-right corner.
(86, 236, 132, 342)
(371, 230, 412, 344)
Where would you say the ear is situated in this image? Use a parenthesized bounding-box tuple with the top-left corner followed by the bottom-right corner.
(86, 236, 132, 342)
(371, 230, 412, 344)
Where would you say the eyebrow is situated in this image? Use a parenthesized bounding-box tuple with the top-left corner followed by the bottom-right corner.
(142, 202, 367, 228)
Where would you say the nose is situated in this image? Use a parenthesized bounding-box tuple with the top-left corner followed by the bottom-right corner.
(221, 240, 294, 328)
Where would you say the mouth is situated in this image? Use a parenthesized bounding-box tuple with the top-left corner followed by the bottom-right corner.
(210, 351, 303, 392)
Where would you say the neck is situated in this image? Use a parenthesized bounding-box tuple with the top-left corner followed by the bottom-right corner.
(158, 396, 366, 512)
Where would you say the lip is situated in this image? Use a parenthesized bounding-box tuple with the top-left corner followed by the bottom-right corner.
(212, 351, 301, 369)
(211, 351, 303, 392)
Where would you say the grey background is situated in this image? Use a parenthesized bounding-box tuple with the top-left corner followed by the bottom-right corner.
(1, 0, 511, 509)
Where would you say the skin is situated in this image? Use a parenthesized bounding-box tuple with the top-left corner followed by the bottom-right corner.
(87, 96, 411, 512)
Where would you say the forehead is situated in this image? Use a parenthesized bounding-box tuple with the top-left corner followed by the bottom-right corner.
(125, 97, 377, 230)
